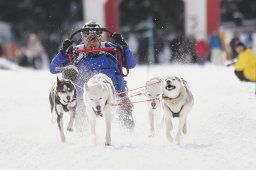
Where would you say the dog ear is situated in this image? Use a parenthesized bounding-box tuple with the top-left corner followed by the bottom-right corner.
(57, 76, 61, 85)
(179, 77, 188, 88)
(84, 83, 89, 92)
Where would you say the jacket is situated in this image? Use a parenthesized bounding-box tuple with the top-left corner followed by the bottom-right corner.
(50, 42, 136, 95)
(235, 48, 256, 81)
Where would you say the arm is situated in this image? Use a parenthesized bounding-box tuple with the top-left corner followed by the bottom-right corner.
(110, 32, 136, 69)
(105, 42, 136, 69)
(124, 47, 136, 69)
(235, 53, 247, 71)
(50, 52, 70, 74)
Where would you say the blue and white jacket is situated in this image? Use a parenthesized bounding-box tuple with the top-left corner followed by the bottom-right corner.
(50, 42, 136, 96)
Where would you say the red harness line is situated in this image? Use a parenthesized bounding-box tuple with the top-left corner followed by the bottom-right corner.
(71, 77, 161, 106)
(115, 80, 161, 96)
(76, 48, 116, 53)
(116, 91, 144, 101)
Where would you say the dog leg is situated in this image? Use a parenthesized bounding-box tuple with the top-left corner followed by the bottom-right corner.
(183, 120, 187, 134)
(148, 109, 154, 137)
(105, 110, 112, 146)
(57, 114, 65, 143)
(88, 112, 96, 144)
(165, 115, 173, 143)
(67, 109, 75, 132)
(163, 104, 173, 143)
(51, 111, 57, 123)
(176, 116, 186, 145)
(154, 110, 160, 134)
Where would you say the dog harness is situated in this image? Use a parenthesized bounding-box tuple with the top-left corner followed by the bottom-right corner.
(168, 105, 184, 118)
(55, 94, 76, 112)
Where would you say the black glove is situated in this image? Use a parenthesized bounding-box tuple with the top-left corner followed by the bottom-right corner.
(60, 39, 74, 54)
(111, 32, 127, 47)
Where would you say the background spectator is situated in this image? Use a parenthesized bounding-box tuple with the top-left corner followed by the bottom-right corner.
(26, 33, 49, 69)
(209, 31, 226, 65)
(234, 41, 256, 82)
(229, 31, 241, 60)
(195, 38, 209, 64)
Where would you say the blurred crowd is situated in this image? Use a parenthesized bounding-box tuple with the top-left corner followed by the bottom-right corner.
(127, 29, 256, 66)
(0, 21, 256, 69)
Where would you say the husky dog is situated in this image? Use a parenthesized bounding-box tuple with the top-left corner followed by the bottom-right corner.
(162, 76, 194, 145)
(144, 77, 163, 137)
(83, 73, 116, 146)
(49, 77, 77, 143)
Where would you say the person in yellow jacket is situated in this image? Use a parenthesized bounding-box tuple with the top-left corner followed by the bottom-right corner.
(234, 42, 256, 82)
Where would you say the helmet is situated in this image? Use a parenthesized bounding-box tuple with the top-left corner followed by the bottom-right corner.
(81, 21, 102, 37)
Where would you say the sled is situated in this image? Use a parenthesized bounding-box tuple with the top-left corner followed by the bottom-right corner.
(62, 27, 129, 77)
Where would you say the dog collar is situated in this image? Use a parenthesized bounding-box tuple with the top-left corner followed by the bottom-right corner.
(55, 94, 76, 105)
(162, 92, 181, 100)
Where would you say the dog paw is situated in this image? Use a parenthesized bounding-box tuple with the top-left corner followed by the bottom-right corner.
(67, 127, 73, 132)
(175, 137, 181, 145)
(61, 136, 66, 143)
(148, 132, 154, 138)
(166, 134, 173, 143)
(105, 142, 111, 146)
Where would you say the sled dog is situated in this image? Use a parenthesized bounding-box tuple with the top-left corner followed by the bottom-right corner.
(83, 73, 116, 146)
(49, 77, 77, 143)
(144, 76, 163, 137)
(162, 76, 194, 144)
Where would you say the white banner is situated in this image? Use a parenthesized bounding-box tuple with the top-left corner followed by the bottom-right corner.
(184, 0, 207, 40)
(82, 0, 107, 27)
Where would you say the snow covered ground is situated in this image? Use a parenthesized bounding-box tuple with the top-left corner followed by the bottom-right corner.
(0, 64, 256, 170)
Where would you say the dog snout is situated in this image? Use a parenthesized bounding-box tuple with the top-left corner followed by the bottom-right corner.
(66, 96, 70, 101)
(96, 105, 101, 111)
(151, 101, 156, 109)
(166, 80, 171, 84)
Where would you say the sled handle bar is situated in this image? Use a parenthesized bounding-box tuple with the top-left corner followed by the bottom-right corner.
(68, 27, 124, 50)
(76, 48, 116, 53)
(69, 28, 114, 40)
(67, 27, 129, 77)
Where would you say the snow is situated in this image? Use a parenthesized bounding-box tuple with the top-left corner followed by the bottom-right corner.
(0, 58, 24, 71)
(0, 64, 256, 170)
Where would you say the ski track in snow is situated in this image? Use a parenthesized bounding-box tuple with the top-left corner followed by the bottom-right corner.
(0, 64, 256, 170)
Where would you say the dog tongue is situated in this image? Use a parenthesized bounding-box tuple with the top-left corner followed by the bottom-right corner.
(96, 111, 103, 117)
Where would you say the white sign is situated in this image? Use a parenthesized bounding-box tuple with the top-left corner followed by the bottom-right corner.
(184, 0, 207, 40)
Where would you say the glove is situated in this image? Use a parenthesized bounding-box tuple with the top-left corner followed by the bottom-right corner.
(60, 39, 74, 54)
(111, 32, 127, 47)
(62, 65, 79, 82)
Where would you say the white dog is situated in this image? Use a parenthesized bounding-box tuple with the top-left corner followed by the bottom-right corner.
(144, 77, 163, 137)
(83, 73, 116, 146)
(162, 76, 194, 145)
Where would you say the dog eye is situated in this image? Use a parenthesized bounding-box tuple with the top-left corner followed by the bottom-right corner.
(90, 99, 94, 101)
(148, 94, 151, 96)
(156, 94, 160, 96)
(99, 97, 102, 100)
